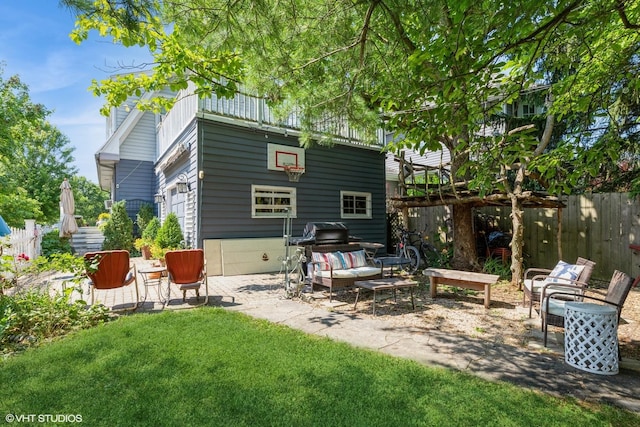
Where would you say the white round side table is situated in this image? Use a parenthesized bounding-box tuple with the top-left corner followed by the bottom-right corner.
(564, 302, 619, 375)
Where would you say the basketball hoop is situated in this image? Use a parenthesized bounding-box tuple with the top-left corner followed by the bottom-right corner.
(283, 166, 305, 182)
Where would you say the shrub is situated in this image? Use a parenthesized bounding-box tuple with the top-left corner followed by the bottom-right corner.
(483, 257, 512, 280)
(0, 252, 111, 355)
(40, 230, 73, 257)
(101, 201, 133, 251)
(155, 213, 184, 250)
(135, 204, 154, 238)
(0, 289, 110, 355)
(142, 217, 160, 241)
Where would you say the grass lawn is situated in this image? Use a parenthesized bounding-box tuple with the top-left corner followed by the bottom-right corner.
(1, 308, 638, 426)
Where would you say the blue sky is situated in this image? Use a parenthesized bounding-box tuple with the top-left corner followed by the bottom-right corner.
(0, 1, 151, 183)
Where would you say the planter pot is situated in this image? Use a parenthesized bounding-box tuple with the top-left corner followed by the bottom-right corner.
(141, 245, 151, 260)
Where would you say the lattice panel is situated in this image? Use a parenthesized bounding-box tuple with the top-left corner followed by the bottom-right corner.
(564, 305, 619, 375)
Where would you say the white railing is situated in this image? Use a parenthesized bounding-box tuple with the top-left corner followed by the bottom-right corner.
(157, 88, 199, 156)
(156, 82, 385, 158)
(2, 220, 43, 261)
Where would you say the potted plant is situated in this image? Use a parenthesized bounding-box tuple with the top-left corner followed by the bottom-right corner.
(135, 217, 160, 260)
(134, 237, 153, 260)
(150, 244, 169, 266)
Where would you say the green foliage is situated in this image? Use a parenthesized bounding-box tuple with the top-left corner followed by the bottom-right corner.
(0, 248, 107, 355)
(0, 190, 43, 229)
(483, 257, 512, 281)
(0, 288, 110, 355)
(135, 204, 154, 238)
(154, 213, 184, 249)
(141, 217, 160, 241)
(71, 176, 110, 226)
(40, 230, 73, 257)
(0, 66, 78, 225)
(0, 66, 49, 165)
(101, 201, 133, 251)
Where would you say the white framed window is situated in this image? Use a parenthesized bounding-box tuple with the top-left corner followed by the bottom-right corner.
(341, 191, 371, 219)
(522, 104, 536, 117)
(252, 185, 297, 218)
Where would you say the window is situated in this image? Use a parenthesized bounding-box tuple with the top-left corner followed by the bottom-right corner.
(341, 191, 371, 219)
(252, 185, 296, 218)
(522, 104, 536, 117)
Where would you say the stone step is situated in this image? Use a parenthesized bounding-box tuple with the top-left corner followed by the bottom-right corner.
(71, 227, 105, 256)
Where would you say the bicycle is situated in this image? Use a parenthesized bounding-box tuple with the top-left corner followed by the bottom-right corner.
(410, 229, 442, 268)
(395, 228, 444, 274)
(395, 228, 421, 274)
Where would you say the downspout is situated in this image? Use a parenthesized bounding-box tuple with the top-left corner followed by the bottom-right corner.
(197, 117, 204, 249)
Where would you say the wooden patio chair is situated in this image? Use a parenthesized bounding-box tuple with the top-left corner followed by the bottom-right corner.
(522, 257, 596, 318)
(164, 249, 208, 308)
(84, 250, 139, 311)
(541, 270, 634, 348)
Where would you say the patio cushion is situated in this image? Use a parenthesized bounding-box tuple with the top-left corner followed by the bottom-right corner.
(314, 266, 381, 279)
(341, 249, 368, 268)
(542, 296, 567, 317)
(547, 261, 585, 284)
(311, 252, 345, 270)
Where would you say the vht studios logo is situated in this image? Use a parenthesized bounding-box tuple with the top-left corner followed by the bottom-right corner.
(5, 413, 83, 423)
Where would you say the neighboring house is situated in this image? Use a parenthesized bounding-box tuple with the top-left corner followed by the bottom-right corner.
(96, 82, 387, 275)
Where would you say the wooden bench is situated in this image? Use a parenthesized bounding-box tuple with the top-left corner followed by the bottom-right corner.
(423, 268, 500, 309)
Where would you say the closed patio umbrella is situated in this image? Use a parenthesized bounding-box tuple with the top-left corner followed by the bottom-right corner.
(59, 178, 78, 238)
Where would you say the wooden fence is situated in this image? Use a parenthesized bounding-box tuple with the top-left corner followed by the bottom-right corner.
(407, 192, 640, 281)
(2, 220, 44, 261)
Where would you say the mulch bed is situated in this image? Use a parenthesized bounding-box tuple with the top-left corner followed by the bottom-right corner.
(307, 274, 640, 360)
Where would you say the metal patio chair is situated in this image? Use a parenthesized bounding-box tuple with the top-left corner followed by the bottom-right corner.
(84, 250, 139, 311)
(164, 249, 209, 308)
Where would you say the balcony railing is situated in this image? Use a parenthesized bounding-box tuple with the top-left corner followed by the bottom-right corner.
(157, 82, 384, 158)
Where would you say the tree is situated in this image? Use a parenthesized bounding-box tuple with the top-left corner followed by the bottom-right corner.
(0, 66, 80, 225)
(0, 64, 48, 165)
(155, 213, 184, 249)
(71, 176, 111, 226)
(102, 201, 134, 250)
(65, 1, 640, 274)
(2, 123, 78, 224)
(135, 203, 154, 238)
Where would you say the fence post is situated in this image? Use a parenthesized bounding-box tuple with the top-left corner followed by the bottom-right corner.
(24, 219, 36, 260)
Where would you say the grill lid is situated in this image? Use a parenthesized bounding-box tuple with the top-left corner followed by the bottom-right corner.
(289, 222, 357, 246)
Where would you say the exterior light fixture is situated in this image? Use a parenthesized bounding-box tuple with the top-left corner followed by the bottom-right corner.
(176, 173, 191, 193)
(154, 193, 165, 204)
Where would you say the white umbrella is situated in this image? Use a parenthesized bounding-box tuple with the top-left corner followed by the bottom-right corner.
(59, 178, 78, 238)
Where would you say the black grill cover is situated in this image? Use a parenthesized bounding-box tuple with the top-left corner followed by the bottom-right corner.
(289, 222, 354, 245)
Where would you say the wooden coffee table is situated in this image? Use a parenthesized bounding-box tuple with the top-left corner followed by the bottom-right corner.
(353, 277, 418, 315)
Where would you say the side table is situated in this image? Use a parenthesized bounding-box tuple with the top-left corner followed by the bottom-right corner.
(564, 302, 619, 375)
(137, 266, 168, 306)
(353, 278, 417, 315)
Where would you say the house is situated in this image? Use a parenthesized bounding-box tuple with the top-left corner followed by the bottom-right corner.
(95, 82, 387, 275)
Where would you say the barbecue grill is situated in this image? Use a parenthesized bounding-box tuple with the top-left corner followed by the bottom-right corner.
(289, 222, 361, 246)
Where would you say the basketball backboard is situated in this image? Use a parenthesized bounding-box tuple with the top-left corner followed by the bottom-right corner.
(267, 143, 305, 171)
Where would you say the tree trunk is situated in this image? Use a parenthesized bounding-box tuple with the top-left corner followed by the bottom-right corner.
(450, 204, 479, 270)
(510, 196, 525, 288)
